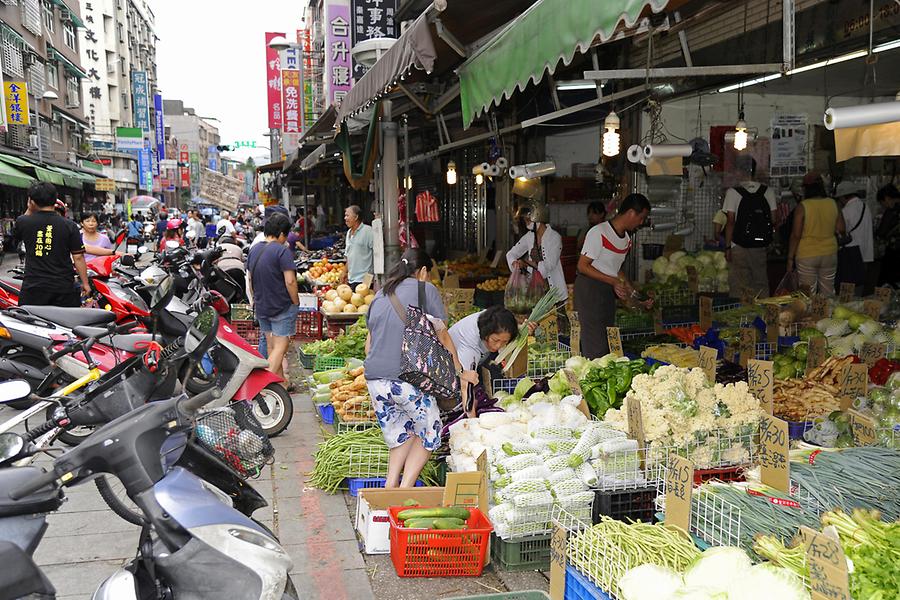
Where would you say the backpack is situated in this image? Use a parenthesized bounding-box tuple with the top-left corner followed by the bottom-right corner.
(127, 221, 142, 239)
(733, 185, 773, 248)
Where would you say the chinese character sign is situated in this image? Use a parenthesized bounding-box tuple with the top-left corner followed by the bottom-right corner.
(132, 71, 151, 134)
(265, 32, 286, 130)
(154, 94, 166, 166)
(281, 47, 302, 157)
(299, 27, 316, 130)
(4, 81, 30, 126)
(351, 0, 398, 81)
(325, 0, 352, 107)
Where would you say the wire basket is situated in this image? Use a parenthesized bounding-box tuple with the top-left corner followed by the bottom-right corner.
(346, 442, 390, 478)
(653, 288, 696, 307)
(194, 402, 274, 478)
(648, 424, 760, 472)
(526, 341, 571, 378)
(492, 378, 523, 395)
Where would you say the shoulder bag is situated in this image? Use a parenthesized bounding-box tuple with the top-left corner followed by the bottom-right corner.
(388, 281, 460, 410)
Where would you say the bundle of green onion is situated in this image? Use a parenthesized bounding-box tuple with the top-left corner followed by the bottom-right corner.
(495, 287, 565, 373)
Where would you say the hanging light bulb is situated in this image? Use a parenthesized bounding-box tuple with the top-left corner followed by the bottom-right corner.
(446, 161, 457, 185)
(602, 110, 621, 157)
(475, 173, 484, 185)
(733, 115, 748, 151)
(404, 175, 412, 189)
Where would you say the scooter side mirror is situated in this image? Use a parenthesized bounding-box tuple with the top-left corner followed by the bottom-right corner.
(0, 432, 25, 463)
(184, 307, 218, 359)
(149, 275, 175, 314)
(0, 380, 31, 405)
(137, 246, 148, 255)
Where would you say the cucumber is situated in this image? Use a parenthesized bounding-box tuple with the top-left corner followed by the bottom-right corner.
(397, 507, 471, 521)
(432, 518, 467, 530)
(403, 518, 435, 529)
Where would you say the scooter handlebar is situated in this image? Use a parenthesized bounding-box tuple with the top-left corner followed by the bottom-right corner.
(8, 467, 59, 501)
(177, 388, 221, 418)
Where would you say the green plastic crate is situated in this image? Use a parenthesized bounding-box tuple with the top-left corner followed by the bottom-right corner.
(490, 533, 552, 572)
(297, 349, 315, 370)
(313, 355, 345, 372)
(445, 592, 550, 600)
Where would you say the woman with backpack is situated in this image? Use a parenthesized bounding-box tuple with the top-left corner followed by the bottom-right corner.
(363, 248, 473, 487)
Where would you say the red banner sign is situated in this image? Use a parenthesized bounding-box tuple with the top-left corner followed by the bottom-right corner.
(265, 31, 286, 130)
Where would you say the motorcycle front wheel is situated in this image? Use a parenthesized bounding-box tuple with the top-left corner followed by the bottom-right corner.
(251, 384, 293, 437)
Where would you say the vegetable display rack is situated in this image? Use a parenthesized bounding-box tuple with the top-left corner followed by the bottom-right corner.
(445, 591, 550, 600)
(491, 533, 552, 572)
(554, 506, 627, 600)
(388, 506, 492, 577)
(313, 355, 346, 372)
(492, 377, 523, 395)
(653, 288, 695, 307)
(527, 341, 572, 378)
(614, 311, 654, 333)
(334, 412, 376, 434)
(345, 477, 424, 497)
(346, 443, 390, 478)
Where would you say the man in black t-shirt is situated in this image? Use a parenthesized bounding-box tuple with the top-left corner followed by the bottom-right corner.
(15, 182, 90, 307)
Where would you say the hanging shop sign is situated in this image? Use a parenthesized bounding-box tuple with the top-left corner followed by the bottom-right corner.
(131, 71, 151, 134)
(281, 46, 302, 157)
(116, 127, 144, 151)
(0, 69, 8, 130)
(298, 27, 316, 130)
(4, 81, 29, 126)
(325, 0, 352, 107)
(769, 114, 808, 177)
(154, 94, 165, 170)
(350, 0, 398, 81)
(179, 144, 191, 188)
(265, 32, 286, 130)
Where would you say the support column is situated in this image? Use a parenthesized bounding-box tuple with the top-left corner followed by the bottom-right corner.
(380, 100, 401, 272)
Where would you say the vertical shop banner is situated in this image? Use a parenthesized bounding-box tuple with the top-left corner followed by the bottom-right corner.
(0, 68, 7, 131)
(208, 145, 219, 171)
(298, 28, 316, 131)
(769, 114, 808, 177)
(4, 81, 29, 125)
(154, 94, 166, 170)
(190, 152, 201, 193)
(325, 0, 352, 107)
(179, 144, 191, 188)
(137, 142, 152, 192)
(265, 32, 286, 130)
(281, 46, 302, 157)
(351, 0, 398, 81)
(132, 71, 151, 134)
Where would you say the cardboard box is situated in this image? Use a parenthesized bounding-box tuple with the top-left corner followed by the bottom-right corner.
(355, 458, 489, 555)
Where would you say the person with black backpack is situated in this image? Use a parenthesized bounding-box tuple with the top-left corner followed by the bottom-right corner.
(724, 156, 776, 298)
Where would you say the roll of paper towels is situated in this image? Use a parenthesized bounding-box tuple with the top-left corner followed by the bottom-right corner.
(674, 223, 695, 237)
(627, 145, 643, 163)
(480, 162, 491, 173)
(525, 161, 556, 178)
(496, 157, 509, 169)
(487, 164, 501, 177)
(472, 164, 485, 175)
(650, 206, 678, 217)
(824, 101, 900, 130)
(644, 144, 693, 158)
(509, 165, 528, 179)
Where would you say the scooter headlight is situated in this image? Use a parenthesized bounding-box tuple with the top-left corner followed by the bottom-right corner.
(228, 526, 280, 552)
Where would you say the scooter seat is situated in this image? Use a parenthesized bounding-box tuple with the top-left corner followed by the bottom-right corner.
(70, 326, 155, 354)
(0, 277, 20, 295)
(0, 467, 63, 518)
(21, 306, 115, 329)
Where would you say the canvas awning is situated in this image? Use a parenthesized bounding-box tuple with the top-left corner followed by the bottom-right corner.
(0, 160, 35, 189)
(457, 0, 672, 128)
(300, 144, 330, 172)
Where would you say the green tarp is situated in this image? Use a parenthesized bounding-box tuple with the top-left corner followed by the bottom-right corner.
(457, 0, 670, 128)
(0, 160, 35, 189)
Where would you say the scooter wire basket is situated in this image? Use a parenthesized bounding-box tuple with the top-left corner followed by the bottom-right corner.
(194, 402, 275, 478)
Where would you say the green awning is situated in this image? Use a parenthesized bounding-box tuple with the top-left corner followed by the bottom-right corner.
(50, 0, 85, 28)
(48, 45, 87, 78)
(457, 0, 670, 128)
(0, 154, 37, 169)
(0, 160, 35, 189)
(35, 167, 66, 186)
(47, 166, 85, 188)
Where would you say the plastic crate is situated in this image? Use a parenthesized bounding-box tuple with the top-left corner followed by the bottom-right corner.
(591, 485, 657, 524)
(316, 403, 335, 425)
(615, 311, 654, 332)
(294, 311, 323, 340)
(297, 349, 315, 370)
(565, 564, 611, 600)
(230, 303, 254, 321)
(693, 465, 746, 484)
(345, 477, 424, 497)
(662, 304, 698, 324)
(388, 506, 492, 577)
(788, 421, 813, 440)
(232, 320, 259, 345)
(445, 592, 550, 600)
(314, 355, 346, 372)
(490, 533, 551, 572)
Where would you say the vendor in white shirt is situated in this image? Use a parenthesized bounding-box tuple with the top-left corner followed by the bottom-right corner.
(574, 193, 651, 359)
(835, 181, 874, 292)
(505, 201, 568, 301)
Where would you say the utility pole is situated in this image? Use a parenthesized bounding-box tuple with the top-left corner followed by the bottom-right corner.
(380, 100, 400, 272)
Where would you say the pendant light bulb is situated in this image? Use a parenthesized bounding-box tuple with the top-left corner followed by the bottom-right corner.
(404, 175, 412, 189)
(733, 118, 748, 151)
(446, 160, 457, 185)
(475, 173, 484, 185)
(602, 110, 621, 157)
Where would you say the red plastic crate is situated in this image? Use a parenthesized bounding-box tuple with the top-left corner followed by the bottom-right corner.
(693, 465, 746, 484)
(232, 320, 259, 345)
(388, 506, 493, 578)
(293, 311, 322, 340)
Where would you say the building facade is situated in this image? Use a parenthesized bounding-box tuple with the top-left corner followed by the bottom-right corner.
(162, 98, 220, 207)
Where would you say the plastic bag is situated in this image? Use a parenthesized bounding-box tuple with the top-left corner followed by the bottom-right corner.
(527, 270, 549, 307)
(774, 270, 799, 295)
(505, 268, 530, 313)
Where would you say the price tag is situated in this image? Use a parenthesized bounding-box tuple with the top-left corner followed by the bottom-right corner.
(800, 526, 851, 600)
(626, 396, 645, 451)
(699, 296, 713, 330)
(862, 300, 883, 320)
(664, 454, 693, 531)
(606, 327, 623, 357)
(541, 315, 559, 343)
(686, 266, 699, 294)
(653, 306, 664, 335)
(875, 286, 893, 305)
(839, 363, 868, 410)
(549, 525, 568, 600)
(806, 337, 827, 375)
(747, 359, 774, 414)
(569, 318, 581, 356)
(738, 327, 756, 368)
(758, 414, 790, 492)
(699, 345, 717, 384)
(838, 282, 855, 303)
(764, 304, 780, 343)
(860, 342, 886, 368)
(811, 295, 829, 320)
(847, 409, 877, 445)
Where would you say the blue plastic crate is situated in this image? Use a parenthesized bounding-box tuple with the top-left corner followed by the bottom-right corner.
(565, 565, 611, 600)
(317, 403, 335, 425)
(345, 477, 424, 497)
(788, 420, 813, 440)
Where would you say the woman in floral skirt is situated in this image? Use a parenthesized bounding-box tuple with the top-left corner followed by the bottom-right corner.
(363, 248, 474, 487)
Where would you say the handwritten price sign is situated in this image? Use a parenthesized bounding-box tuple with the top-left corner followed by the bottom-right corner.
(606, 326, 623, 357)
(860, 342, 886, 368)
(699, 345, 717, 385)
(810, 295, 828, 320)
(738, 327, 756, 367)
(847, 409, 877, 446)
(839, 283, 855, 303)
(840, 363, 868, 409)
(758, 415, 789, 492)
(800, 526, 851, 600)
(747, 359, 774, 413)
(664, 454, 693, 531)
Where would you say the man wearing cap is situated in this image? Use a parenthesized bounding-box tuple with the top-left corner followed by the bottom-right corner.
(835, 181, 873, 293)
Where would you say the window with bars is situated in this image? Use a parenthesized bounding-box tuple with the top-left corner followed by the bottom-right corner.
(1, 0, 19, 6)
(51, 116, 62, 142)
(6, 124, 28, 149)
(27, 62, 45, 97)
(66, 75, 79, 107)
(42, 0, 54, 33)
(46, 61, 58, 89)
(21, 0, 43, 36)
(2, 39, 25, 78)
(63, 21, 76, 50)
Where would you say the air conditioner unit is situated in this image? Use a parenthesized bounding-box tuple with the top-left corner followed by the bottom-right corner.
(29, 134, 39, 148)
(23, 53, 37, 67)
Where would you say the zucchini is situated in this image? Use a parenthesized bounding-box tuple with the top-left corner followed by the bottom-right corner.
(403, 518, 435, 529)
(397, 507, 471, 521)
(432, 518, 467, 530)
